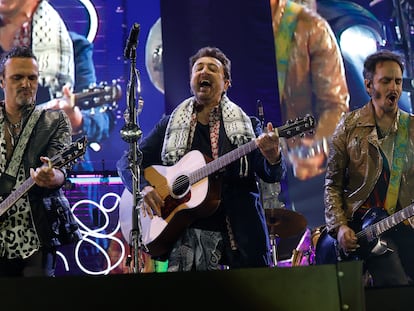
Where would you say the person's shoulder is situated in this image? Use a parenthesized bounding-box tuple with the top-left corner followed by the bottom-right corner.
(40, 107, 68, 119)
(153, 114, 171, 130)
(70, 31, 93, 50)
(298, 4, 330, 27)
(340, 104, 369, 126)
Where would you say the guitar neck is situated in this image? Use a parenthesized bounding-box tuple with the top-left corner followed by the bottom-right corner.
(0, 178, 35, 217)
(357, 203, 414, 239)
(0, 136, 87, 219)
(190, 140, 257, 184)
(36, 82, 121, 110)
(186, 115, 315, 185)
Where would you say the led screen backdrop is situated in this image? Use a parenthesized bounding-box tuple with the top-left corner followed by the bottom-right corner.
(52, 0, 165, 172)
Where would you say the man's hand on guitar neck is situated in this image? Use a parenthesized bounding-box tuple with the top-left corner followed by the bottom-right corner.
(30, 156, 65, 189)
(45, 84, 83, 134)
(256, 122, 281, 165)
(141, 185, 164, 218)
(337, 224, 359, 254)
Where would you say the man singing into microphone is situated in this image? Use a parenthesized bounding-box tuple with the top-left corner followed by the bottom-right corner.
(117, 46, 285, 272)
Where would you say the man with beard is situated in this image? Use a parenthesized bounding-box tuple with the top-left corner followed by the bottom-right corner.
(320, 50, 414, 286)
(117, 46, 285, 271)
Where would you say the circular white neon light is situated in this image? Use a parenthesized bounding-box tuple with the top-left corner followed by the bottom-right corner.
(78, 0, 99, 42)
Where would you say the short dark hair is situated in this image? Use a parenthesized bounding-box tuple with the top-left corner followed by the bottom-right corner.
(0, 46, 37, 76)
(363, 49, 404, 82)
(189, 46, 232, 83)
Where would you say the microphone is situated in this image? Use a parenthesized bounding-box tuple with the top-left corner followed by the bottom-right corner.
(124, 23, 141, 59)
(257, 99, 265, 130)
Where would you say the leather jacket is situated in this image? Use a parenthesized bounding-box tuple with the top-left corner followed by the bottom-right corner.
(324, 102, 414, 234)
(272, 0, 349, 139)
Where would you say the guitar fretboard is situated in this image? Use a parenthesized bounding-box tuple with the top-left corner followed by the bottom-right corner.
(0, 178, 35, 217)
(357, 203, 414, 241)
(190, 140, 257, 184)
(186, 115, 315, 185)
(0, 136, 86, 218)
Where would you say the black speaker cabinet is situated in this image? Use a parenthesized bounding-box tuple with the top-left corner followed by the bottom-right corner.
(1, 261, 364, 310)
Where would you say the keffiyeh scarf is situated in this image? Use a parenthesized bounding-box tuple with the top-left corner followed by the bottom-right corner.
(31, 0, 75, 96)
(161, 95, 256, 170)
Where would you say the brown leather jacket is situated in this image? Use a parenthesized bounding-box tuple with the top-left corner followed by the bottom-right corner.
(272, 0, 349, 139)
(324, 102, 414, 234)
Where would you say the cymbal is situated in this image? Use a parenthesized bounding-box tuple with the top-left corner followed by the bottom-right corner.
(264, 208, 307, 238)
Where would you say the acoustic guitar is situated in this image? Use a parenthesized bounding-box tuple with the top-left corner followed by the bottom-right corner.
(140, 115, 316, 257)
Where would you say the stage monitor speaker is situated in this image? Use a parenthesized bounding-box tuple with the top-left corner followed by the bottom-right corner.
(1, 261, 364, 310)
(365, 285, 414, 311)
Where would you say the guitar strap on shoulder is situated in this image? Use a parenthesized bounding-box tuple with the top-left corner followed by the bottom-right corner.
(6, 107, 43, 181)
(275, 0, 301, 103)
(384, 111, 410, 215)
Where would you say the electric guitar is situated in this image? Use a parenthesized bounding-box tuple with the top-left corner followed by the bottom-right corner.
(0, 136, 87, 222)
(38, 81, 122, 111)
(140, 115, 315, 257)
(315, 204, 414, 265)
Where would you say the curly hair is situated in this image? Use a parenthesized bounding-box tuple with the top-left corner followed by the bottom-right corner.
(363, 49, 404, 82)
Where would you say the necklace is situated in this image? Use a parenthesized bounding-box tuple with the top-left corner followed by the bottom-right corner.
(5, 118, 22, 147)
(377, 125, 391, 139)
(9, 120, 21, 129)
(377, 124, 393, 139)
(375, 114, 396, 139)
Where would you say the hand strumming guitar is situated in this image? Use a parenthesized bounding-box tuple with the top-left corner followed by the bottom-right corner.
(140, 185, 164, 219)
(337, 224, 359, 254)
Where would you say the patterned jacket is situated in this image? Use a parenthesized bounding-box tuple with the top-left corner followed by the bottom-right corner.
(0, 107, 82, 249)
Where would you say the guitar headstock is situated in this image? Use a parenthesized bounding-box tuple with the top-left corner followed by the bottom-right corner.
(277, 115, 315, 139)
(75, 80, 122, 110)
(50, 136, 88, 169)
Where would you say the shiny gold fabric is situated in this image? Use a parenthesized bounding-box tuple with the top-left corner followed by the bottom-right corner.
(271, 0, 349, 139)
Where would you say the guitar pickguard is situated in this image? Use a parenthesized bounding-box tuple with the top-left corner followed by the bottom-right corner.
(162, 192, 192, 219)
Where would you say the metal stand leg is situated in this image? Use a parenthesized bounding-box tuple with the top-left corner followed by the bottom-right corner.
(270, 234, 278, 268)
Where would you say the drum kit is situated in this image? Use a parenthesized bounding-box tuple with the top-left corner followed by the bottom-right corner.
(259, 179, 315, 268)
(265, 207, 309, 267)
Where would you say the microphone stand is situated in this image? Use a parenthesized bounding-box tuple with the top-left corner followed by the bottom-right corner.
(120, 45, 144, 273)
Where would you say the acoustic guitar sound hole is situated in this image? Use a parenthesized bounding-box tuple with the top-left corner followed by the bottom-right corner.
(172, 175, 190, 197)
